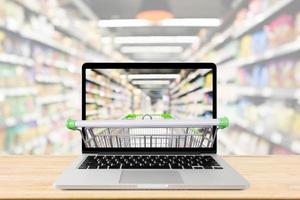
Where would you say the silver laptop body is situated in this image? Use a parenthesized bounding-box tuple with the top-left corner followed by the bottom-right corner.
(54, 63, 249, 189)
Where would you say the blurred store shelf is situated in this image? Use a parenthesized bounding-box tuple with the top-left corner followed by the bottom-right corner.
(194, 0, 300, 155)
(234, 119, 300, 154)
(0, 53, 34, 66)
(0, 0, 109, 155)
(0, 87, 37, 97)
(1, 0, 300, 156)
(233, 0, 294, 38)
(220, 39, 300, 68)
(221, 84, 300, 100)
(196, 0, 295, 59)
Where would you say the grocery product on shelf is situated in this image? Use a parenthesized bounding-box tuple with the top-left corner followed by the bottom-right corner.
(0, 128, 4, 151)
(272, 145, 293, 154)
(294, 60, 300, 87)
(266, 14, 295, 48)
(194, 0, 300, 155)
(236, 58, 299, 88)
(170, 70, 213, 119)
(85, 69, 134, 120)
(239, 35, 252, 58)
(0, 0, 107, 154)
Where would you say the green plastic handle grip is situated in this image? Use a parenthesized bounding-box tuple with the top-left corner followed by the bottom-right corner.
(219, 117, 229, 129)
(66, 118, 76, 130)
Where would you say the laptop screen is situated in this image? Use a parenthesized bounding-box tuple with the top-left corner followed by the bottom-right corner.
(83, 65, 216, 151)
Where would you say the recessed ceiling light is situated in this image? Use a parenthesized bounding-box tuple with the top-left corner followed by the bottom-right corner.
(102, 36, 199, 44)
(98, 19, 151, 27)
(160, 18, 221, 27)
(124, 74, 180, 79)
(131, 80, 170, 85)
(98, 18, 221, 27)
(120, 46, 183, 53)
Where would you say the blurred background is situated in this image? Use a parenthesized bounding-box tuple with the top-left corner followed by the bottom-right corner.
(0, 0, 299, 155)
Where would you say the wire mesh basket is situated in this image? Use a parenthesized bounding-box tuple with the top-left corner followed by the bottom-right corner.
(66, 114, 229, 148)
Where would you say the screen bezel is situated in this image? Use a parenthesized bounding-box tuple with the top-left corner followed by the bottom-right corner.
(82, 63, 217, 154)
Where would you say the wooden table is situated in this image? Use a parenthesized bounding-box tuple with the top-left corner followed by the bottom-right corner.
(0, 156, 300, 199)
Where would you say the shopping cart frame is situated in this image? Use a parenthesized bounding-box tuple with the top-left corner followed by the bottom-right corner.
(66, 113, 229, 150)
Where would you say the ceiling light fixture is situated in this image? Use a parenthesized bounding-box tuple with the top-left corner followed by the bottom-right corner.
(131, 80, 170, 85)
(124, 74, 180, 79)
(101, 36, 199, 44)
(98, 18, 221, 27)
(136, 0, 173, 23)
(98, 19, 151, 27)
(160, 18, 221, 27)
(120, 46, 183, 53)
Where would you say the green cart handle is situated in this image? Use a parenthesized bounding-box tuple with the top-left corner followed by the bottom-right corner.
(66, 117, 229, 130)
(66, 118, 77, 130)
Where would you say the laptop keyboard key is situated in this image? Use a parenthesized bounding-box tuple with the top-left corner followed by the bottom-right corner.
(213, 166, 223, 169)
(89, 165, 98, 169)
(79, 165, 88, 169)
(193, 166, 203, 169)
(79, 155, 221, 170)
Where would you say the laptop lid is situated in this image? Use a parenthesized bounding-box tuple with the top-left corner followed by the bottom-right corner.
(81, 63, 217, 154)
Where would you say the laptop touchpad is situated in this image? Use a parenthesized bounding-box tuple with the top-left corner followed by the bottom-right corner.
(120, 170, 183, 184)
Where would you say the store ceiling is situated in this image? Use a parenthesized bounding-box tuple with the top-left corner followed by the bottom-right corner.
(84, 0, 231, 37)
(124, 68, 182, 101)
(81, 0, 233, 62)
(84, 0, 230, 20)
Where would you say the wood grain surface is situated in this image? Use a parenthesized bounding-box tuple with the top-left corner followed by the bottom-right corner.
(0, 155, 300, 199)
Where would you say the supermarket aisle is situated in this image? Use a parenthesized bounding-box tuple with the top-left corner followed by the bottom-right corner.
(85, 68, 213, 120)
(84, 68, 214, 148)
(0, 0, 300, 155)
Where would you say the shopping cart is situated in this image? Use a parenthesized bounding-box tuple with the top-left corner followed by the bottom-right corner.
(66, 114, 229, 148)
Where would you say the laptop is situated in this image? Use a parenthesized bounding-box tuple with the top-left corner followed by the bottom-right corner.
(54, 63, 249, 189)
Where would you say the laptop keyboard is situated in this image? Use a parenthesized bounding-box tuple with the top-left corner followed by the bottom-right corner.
(79, 155, 222, 169)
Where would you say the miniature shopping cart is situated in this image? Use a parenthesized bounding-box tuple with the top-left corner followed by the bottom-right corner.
(66, 114, 229, 148)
